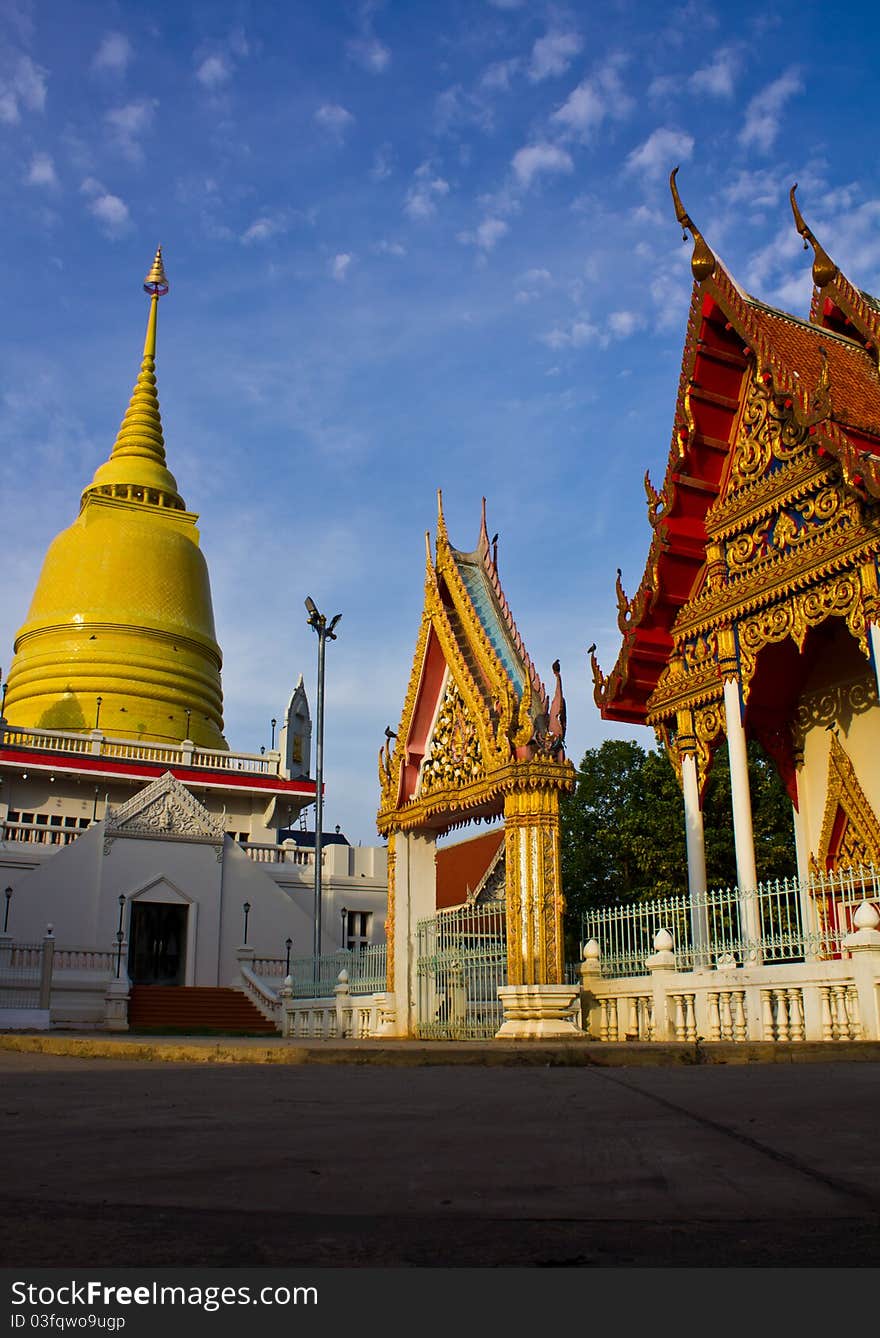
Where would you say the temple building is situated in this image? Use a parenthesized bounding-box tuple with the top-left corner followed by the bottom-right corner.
(377, 497, 578, 1037)
(0, 251, 387, 1028)
(592, 173, 880, 949)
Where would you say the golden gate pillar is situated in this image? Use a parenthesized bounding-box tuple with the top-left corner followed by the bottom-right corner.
(377, 495, 578, 1038)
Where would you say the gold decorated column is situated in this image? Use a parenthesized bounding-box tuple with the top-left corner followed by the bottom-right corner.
(503, 784, 565, 986)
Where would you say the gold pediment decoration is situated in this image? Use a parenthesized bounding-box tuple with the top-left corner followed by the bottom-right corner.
(725, 372, 812, 496)
(378, 496, 574, 835)
(815, 734, 880, 872)
(421, 678, 484, 796)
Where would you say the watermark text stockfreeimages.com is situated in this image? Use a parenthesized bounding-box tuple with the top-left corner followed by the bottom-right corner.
(10, 1281, 318, 1315)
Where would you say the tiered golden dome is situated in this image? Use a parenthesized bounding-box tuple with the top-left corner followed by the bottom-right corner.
(4, 250, 228, 749)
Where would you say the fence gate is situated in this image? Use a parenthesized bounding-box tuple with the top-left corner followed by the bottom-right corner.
(416, 903, 507, 1039)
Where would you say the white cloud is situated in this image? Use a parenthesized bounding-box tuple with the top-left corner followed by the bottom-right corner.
(624, 127, 693, 180)
(92, 33, 131, 75)
(13, 55, 46, 111)
(739, 68, 802, 153)
(552, 59, 633, 142)
(193, 30, 250, 89)
(0, 55, 47, 122)
(26, 152, 57, 188)
(106, 98, 157, 162)
(348, 37, 390, 73)
(373, 239, 406, 256)
(514, 268, 552, 303)
(370, 144, 393, 180)
(608, 310, 642, 338)
(404, 165, 449, 220)
(83, 182, 130, 237)
(552, 79, 605, 138)
(434, 84, 493, 136)
(528, 29, 582, 82)
(723, 169, 783, 210)
(458, 217, 509, 252)
(511, 143, 573, 189)
(196, 54, 231, 88)
(647, 74, 676, 102)
(539, 319, 598, 349)
(331, 253, 353, 281)
(689, 47, 739, 98)
(541, 309, 644, 350)
(240, 214, 287, 245)
(487, 0, 524, 7)
(315, 103, 355, 141)
(481, 59, 519, 91)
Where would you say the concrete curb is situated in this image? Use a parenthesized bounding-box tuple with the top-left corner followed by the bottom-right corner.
(3, 1031, 880, 1067)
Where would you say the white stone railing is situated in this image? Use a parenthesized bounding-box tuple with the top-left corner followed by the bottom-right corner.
(236, 955, 282, 1025)
(579, 903, 880, 1043)
(278, 971, 393, 1039)
(243, 843, 316, 865)
(2, 821, 85, 847)
(0, 722, 282, 777)
(52, 947, 117, 974)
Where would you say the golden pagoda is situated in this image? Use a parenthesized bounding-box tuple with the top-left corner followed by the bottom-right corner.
(4, 249, 227, 749)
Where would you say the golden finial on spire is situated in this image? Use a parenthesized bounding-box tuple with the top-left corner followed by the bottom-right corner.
(143, 245, 169, 297)
(669, 167, 716, 283)
(789, 185, 838, 289)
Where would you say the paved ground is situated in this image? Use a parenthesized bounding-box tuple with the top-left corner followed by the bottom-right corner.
(3, 1047, 880, 1267)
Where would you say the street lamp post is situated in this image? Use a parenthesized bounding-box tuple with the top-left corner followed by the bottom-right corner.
(0, 680, 8, 719)
(94, 696, 103, 731)
(285, 936, 292, 976)
(271, 718, 277, 750)
(341, 906, 348, 951)
(242, 901, 251, 946)
(115, 895, 126, 979)
(304, 597, 341, 970)
(3, 887, 12, 934)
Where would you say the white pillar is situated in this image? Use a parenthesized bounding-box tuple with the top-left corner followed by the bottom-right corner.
(722, 676, 761, 954)
(681, 752, 710, 966)
(390, 830, 437, 1037)
(791, 784, 819, 959)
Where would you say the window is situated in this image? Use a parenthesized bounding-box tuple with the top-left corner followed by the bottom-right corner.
(346, 911, 371, 953)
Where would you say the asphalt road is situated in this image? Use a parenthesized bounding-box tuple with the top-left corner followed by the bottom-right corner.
(3, 1050, 880, 1268)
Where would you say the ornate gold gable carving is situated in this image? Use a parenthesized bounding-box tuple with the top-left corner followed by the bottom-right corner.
(421, 678, 484, 795)
(815, 734, 880, 871)
(726, 373, 812, 495)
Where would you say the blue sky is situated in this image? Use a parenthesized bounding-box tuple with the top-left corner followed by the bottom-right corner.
(2, 0, 879, 845)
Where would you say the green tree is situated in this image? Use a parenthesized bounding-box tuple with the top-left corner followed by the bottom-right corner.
(560, 737, 797, 937)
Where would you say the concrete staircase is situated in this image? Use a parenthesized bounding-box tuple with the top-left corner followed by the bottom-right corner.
(128, 986, 279, 1035)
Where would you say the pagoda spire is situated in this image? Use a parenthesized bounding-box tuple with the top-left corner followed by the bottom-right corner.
(109, 246, 169, 468)
(84, 247, 183, 508)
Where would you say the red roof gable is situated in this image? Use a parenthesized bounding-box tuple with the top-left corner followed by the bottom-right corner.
(435, 827, 504, 909)
(593, 180, 880, 726)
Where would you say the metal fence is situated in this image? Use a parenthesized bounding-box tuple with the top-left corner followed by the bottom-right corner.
(281, 944, 388, 999)
(0, 940, 54, 1009)
(580, 864, 880, 978)
(416, 903, 507, 1040)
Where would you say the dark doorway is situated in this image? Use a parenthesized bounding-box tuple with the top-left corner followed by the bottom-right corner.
(128, 902, 187, 985)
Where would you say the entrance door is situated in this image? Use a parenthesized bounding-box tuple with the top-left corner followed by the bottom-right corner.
(128, 903, 187, 985)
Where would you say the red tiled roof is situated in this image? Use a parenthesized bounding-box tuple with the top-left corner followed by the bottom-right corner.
(748, 304, 880, 438)
(435, 827, 504, 909)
